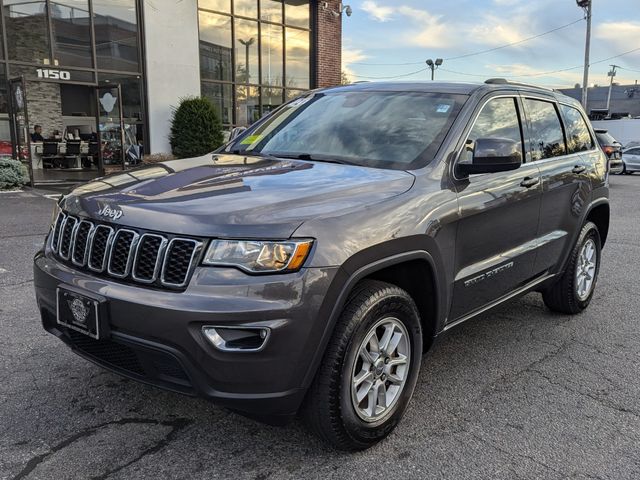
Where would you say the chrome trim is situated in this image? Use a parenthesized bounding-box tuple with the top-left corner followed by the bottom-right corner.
(88, 225, 115, 273)
(132, 234, 169, 284)
(71, 221, 95, 267)
(201, 326, 271, 353)
(58, 216, 78, 261)
(107, 229, 141, 278)
(160, 238, 203, 288)
(51, 211, 66, 253)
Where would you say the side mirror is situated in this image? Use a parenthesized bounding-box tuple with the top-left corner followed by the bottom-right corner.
(457, 137, 522, 176)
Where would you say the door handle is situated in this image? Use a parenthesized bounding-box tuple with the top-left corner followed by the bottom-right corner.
(572, 165, 586, 174)
(520, 176, 540, 188)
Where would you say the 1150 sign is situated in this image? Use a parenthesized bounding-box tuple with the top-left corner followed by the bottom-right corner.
(36, 68, 71, 81)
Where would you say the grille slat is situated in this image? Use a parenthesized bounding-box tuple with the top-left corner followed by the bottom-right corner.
(161, 239, 201, 288)
(58, 217, 78, 260)
(72, 221, 94, 266)
(52, 213, 200, 290)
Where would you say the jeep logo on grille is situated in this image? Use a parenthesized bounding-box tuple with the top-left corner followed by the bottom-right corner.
(97, 205, 123, 220)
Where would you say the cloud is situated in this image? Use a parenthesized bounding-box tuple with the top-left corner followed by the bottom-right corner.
(487, 63, 582, 85)
(361, 1, 395, 22)
(595, 21, 640, 51)
(342, 47, 369, 81)
(470, 15, 529, 46)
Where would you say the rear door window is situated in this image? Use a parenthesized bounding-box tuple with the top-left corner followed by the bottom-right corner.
(559, 104, 594, 153)
(523, 98, 566, 160)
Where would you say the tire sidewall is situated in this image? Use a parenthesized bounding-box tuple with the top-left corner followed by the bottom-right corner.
(571, 223, 602, 309)
(338, 292, 422, 444)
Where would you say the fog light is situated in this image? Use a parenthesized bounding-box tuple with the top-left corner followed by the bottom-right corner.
(202, 326, 270, 352)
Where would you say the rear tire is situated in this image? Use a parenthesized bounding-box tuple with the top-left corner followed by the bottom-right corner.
(301, 280, 422, 451)
(542, 221, 601, 314)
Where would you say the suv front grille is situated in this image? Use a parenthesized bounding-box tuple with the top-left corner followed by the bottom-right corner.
(51, 212, 203, 290)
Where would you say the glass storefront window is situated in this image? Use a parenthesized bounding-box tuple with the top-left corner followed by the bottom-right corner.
(199, 0, 231, 13)
(50, 0, 93, 68)
(198, 0, 311, 127)
(285, 27, 309, 89)
(260, 0, 282, 23)
(93, 0, 139, 72)
(285, 89, 305, 101)
(261, 23, 283, 87)
(199, 11, 232, 82)
(234, 0, 257, 18)
(202, 82, 233, 125)
(235, 19, 259, 85)
(4, 1, 50, 63)
(262, 86, 283, 115)
(284, 0, 308, 28)
(236, 85, 259, 126)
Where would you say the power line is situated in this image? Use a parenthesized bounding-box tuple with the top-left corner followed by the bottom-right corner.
(439, 46, 640, 79)
(347, 18, 584, 67)
(444, 18, 584, 61)
(349, 67, 429, 80)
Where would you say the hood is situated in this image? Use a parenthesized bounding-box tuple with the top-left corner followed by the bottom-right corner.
(61, 154, 415, 238)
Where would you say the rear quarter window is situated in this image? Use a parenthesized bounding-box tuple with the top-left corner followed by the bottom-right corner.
(559, 104, 594, 153)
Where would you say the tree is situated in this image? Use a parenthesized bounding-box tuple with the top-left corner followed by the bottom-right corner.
(169, 97, 224, 159)
(340, 71, 351, 85)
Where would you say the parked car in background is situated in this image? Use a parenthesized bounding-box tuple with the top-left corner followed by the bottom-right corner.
(594, 129, 624, 174)
(622, 146, 640, 174)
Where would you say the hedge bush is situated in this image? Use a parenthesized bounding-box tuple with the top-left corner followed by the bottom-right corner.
(169, 97, 224, 159)
(0, 158, 29, 190)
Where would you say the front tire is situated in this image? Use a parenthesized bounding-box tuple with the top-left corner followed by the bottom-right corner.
(301, 280, 422, 451)
(542, 221, 601, 314)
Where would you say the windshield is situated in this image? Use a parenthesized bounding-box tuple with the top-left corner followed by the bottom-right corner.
(226, 91, 467, 170)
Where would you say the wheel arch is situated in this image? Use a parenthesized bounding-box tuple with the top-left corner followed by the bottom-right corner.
(301, 240, 449, 391)
(585, 200, 610, 247)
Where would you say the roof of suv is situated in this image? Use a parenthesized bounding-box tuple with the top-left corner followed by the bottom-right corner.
(324, 80, 580, 105)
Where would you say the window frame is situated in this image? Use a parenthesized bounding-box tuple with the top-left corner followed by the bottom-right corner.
(557, 102, 596, 155)
(453, 93, 526, 180)
(521, 95, 569, 162)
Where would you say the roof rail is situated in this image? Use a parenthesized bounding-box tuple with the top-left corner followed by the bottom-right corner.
(484, 78, 554, 92)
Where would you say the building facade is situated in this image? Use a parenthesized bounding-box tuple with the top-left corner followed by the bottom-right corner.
(559, 83, 640, 119)
(0, 0, 342, 185)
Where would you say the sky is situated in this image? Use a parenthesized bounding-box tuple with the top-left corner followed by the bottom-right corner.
(341, 0, 640, 88)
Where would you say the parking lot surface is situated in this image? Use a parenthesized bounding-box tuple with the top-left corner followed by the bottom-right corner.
(1, 176, 639, 479)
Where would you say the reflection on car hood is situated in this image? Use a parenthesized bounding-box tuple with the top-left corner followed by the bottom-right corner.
(61, 153, 415, 238)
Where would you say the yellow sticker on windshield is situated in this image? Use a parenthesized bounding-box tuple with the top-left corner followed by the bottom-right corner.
(240, 135, 262, 145)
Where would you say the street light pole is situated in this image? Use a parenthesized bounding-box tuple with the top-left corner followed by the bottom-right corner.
(426, 58, 443, 81)
(577, 0, 592, 109)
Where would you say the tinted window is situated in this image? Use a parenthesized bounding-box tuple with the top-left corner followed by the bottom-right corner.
(460, 97, 523, 164)
(560, 104, 593, 153)
(4, 0, 49, 63)
(229, 91, 467, 170)
(51, 0, 93, 68)
(93, 0, 140, 72)
(524, 99, 566, 160)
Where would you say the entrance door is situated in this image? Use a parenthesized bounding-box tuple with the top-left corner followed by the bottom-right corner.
(9, 77, 33, 185)
(95, 85, 125, 173)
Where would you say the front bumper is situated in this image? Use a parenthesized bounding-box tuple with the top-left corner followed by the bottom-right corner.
(34, 250, 339, 421)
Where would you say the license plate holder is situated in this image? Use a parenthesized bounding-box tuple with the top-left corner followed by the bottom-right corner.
(56, 286, 108, 339)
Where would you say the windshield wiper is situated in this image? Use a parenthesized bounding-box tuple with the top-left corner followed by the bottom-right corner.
(264, 152, 357, 166)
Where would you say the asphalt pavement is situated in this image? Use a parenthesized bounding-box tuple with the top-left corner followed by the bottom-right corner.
(1, 176, 639, 479)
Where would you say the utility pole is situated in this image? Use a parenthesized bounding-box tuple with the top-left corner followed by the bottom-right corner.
(606, 64, 619, 116)
(426, 58, 443, 81)
(577, 0, 592, 109)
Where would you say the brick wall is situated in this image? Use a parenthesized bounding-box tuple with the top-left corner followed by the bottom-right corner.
(314, 0, 342, 88)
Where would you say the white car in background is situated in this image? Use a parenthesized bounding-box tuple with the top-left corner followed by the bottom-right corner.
(622, 146, 640, 174)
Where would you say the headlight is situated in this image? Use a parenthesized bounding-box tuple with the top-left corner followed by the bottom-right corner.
(202, 239, 313, 273)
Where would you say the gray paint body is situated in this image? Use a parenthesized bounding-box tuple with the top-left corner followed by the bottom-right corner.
(34, 82, 609, 421)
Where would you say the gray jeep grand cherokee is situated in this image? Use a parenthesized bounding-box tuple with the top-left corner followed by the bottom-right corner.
(34, 80, 609, 450)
